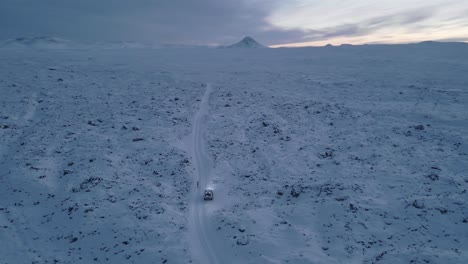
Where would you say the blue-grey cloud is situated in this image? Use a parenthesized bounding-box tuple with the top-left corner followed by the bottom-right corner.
(297, 8, 436, 42)
(0, 0, 290, 45)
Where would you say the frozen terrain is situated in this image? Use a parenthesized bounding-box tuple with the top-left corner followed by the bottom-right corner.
(0, 42, 467, 264)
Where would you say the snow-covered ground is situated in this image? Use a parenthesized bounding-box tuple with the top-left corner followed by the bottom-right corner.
(0, 43, 467, 264)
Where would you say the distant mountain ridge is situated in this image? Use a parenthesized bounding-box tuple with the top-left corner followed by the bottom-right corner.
(2, 36, 466, 49)
(1, 36, 71, 48)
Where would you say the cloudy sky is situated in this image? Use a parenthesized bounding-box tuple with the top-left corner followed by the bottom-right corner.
(1, 0, 467, 47)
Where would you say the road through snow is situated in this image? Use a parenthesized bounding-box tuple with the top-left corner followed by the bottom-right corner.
(3, 45, 467, 264)
(188, 84, 220, 264)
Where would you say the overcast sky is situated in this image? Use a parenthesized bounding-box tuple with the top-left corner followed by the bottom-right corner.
(1, 0, 467, 46)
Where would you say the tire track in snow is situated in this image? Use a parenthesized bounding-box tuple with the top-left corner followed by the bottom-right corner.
(188, 84, 220, 264)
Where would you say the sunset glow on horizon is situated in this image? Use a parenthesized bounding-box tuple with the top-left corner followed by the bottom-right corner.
(267, 0, 468, 47)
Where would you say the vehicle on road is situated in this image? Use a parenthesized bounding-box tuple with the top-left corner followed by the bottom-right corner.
(204, 189, 214, 200)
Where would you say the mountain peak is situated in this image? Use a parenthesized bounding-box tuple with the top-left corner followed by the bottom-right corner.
(242, 36, 255, 42)
(226, 36, 266, 48)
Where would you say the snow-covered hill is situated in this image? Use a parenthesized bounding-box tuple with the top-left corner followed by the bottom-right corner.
(0, 43, 467, 264)
(225, 36, 266, 48)
(0, 37, 159, 50)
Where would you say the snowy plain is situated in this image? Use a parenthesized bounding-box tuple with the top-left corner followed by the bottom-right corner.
(0, 41, 467, 264)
